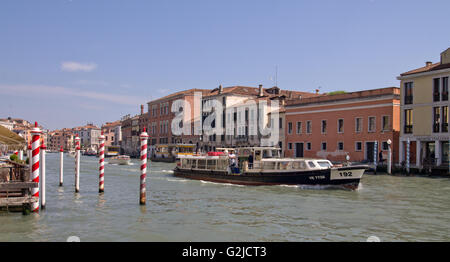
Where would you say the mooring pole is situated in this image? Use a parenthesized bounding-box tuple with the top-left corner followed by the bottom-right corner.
(373, 141, 378, 174)
(406, 138, 410, 174)
(59, 146, 64, 186)
(98, 132, 106, 193)
(40, 141, 46, 209)
(139, 128, 149, 205)
(75, 135, 81, 193)
(30, 122, 42, 213)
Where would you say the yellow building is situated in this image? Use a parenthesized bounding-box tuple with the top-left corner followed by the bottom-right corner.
(397, 48, 449, 169)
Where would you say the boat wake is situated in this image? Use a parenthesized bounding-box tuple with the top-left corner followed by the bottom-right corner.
(200, 180, 245, 187)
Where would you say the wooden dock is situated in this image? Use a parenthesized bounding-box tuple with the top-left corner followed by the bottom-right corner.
(0, 159, 38, 214)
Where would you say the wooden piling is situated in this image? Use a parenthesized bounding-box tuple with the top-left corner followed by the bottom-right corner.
(59, 146, 63, 186)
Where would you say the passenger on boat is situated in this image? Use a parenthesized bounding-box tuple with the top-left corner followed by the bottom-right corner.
(248, 154, 254, 169)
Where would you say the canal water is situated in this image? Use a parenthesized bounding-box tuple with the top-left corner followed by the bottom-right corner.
(0, 153, 449, 242)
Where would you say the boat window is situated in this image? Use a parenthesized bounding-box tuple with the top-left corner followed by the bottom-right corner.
(308, 161, 316, 168)
(262, 161, 276, 170)
(292, 161, 306, 169)
(207, 159, 216, 169)
(317, 161, 331, 168)
(198, 159, 206, 169)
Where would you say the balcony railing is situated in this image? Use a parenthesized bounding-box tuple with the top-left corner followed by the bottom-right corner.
(442, 92, 448, 101)
(404, 125, 413, 134)
(404, 96, 413, 104)
(433, 123, 440, 133)
(442, 123, 449, 133)
(433, 93, 441, 102)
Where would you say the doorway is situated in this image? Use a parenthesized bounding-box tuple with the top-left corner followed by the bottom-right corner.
(366, 142, 375, 162)
(295, 143, 304, 158)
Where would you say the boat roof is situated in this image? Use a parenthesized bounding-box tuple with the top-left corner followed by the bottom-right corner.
(155, 144, 195, 148)
(178, 155, 225, 160)
(238, 147, 280, 150)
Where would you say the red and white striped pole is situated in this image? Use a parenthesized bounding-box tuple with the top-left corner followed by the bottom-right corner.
(75, 135, 81, 193)
(40, 141, 46, 209)
(139, 128, 149, 205)
(98, 132, 106, 193)
(59, 146, 64, 186)
(30, 122, 42, 213)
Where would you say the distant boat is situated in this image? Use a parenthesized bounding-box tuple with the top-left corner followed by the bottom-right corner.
(68, 150, 76, 158)
(108, 155, 131, 165)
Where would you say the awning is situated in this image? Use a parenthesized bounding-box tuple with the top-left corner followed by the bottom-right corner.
(0, 125, 26, 151)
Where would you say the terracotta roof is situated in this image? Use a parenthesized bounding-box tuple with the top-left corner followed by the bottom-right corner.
(205, 85, 319, 99)
(148, 89, 210, 104)
(286, 87, 400, 107)
(400, 62, 450, 76)
(102, 120, 121, 128)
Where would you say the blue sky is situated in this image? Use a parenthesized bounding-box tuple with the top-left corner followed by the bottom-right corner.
(1, 0, 449, 130)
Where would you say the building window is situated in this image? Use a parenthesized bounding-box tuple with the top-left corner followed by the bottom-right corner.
(355, 117, 362, 133)
(404, 109, 413, 134)
(337, 119, 344, 133)
(288, 143, 292, 150)
(306, 121, 312, 134)
(434, 78, 441, 102)
(442, 106, 448, 132)
(382, 141, 389, 151)
(288, 122, 293, 134)
(296, 122, 302, 134)
(404, 82, 413, 104)
(433, 107, 441, 133)
(321, 142, 327, 151)
(382, 116, 390, 131)
(355, 142, 362, 151)
(338, 142, 344, 151)
(306, 142, 311, 151)
(368, 117, 376, 133)
(279, 117, 282, 129)
(321, 120, 327, 134)
(443, 77, 449, 101)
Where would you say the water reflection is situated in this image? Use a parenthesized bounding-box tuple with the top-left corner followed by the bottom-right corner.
(0, 153, 449, 242)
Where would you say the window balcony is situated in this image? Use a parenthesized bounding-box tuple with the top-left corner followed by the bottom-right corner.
(404, 96, 413, 105)
(433, 93, 441, 102)
(433, 123, 440, 133)
(404, 125, 413, 134)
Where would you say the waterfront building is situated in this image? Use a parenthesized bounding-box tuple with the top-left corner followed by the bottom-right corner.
(284, 87, 400, 163)
(200, 85, 318, 153)
(101, 120, 122, 147)
(48, 129, 74, 151)
(145, 89, 210, 155)
(397, 48, 450, 169)
(120, 114, 140, 157)
(72, 123, 101, 151)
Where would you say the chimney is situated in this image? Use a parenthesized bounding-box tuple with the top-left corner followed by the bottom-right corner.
(219, 84, 223, 94)
(426, 61, 433, 67)
(140, 104, 144, 115)
(258, 84, 264, 97)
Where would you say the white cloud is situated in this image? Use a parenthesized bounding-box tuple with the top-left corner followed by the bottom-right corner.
(61, 61, 98, 72)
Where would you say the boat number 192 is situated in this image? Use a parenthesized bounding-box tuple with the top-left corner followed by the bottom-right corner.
(339, 171, 352, 177)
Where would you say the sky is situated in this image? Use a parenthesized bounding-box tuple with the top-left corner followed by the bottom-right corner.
(0, 0, 449, 130)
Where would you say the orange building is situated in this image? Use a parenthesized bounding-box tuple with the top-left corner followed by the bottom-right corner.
(284, 87, 400, 163)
